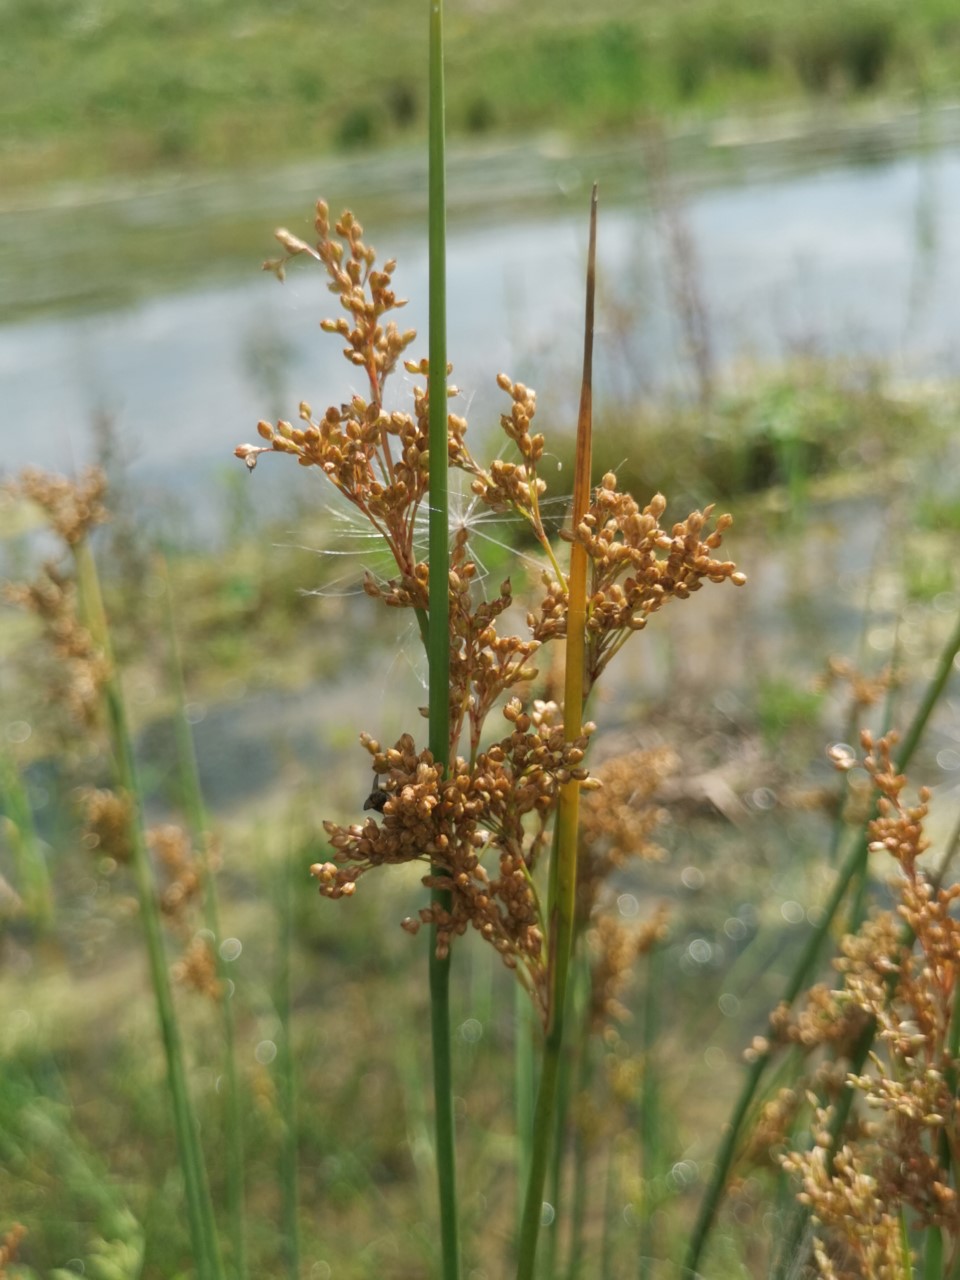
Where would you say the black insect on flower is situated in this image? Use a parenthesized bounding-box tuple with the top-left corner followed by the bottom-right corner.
(364, 787, 389, 814)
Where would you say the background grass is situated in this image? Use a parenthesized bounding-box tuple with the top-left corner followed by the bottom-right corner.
(3, 0, 960, 194)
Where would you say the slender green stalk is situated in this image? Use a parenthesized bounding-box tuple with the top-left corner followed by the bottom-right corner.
(564, 962, 594, 1280)
(600, 1143, 617, 1280)
(686, 607, 960, 1278)
(276, 840, 301, 1280)
(426, 2, 459, 1275)
(638, 942, 662, 1279)
(73, 539, 224, 1280)
(515, 983, 536, 1239)
(161, 559, 247, 1280)
(517, 183, 597, 1280)
(896, 611, 960, 769)
(543, 981, 578, 1280)
(518, 1033, 564, 1279)
(921, 1222, 941, 1280)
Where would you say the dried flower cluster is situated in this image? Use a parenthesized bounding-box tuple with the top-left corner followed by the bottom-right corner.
(530, 474, 744, 692)
(817, 656, 898, 713)
(780, 731, 960, 1276)
(315, 700, 594, 1014)
(172, 932, 222, 1000)
(148, 824, 223, 999)
(577, 746, 677, 921)
(787, 1121, 914, 1280)
(586, 907, 670, 1033)
(4, 560, 110, 728)
(77, 786, 133, 863)
(5, 470, 220, 1002)
(238, 200, 744, 1014)
(0, 1224, 25, 1277)
(9, 467, 108, 546)
(574, 747, 676, 1031)
(149, 824, 205, 922)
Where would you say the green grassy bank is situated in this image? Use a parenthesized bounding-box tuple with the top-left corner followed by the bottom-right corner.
(3, 0, 959, 195)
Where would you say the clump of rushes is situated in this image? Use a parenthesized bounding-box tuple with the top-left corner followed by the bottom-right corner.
(5, 470, 225, 1280)
(687, 610, 960, 1278)
(236, 198, 744, 1268)
(778, 732, 960, 1278)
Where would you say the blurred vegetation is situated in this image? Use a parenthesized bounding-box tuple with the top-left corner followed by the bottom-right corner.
(546, 359, 951, 517)
(3, 0, 959, 193)
(1, 367, 959, 1272)
(3, 4, 960, 1268)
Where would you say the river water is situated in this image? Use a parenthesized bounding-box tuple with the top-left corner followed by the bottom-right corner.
(1, 118, 959, 530)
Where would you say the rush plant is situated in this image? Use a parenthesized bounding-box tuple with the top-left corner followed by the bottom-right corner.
(235, 182, 744, 1275)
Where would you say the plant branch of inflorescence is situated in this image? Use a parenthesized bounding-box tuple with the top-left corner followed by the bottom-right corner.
(234, 198, 746, 1027)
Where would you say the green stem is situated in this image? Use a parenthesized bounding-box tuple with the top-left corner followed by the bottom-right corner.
(600, 1142, 617, 1280)
(896, 611, 960, 770)
(426, 2, 459, 1275)
(638, 943, 662, 1279)
(564, 965, 593, 1280)
(161, 560, 247, 1280)
(276, 841, 301, 1280)
(543, 986, 577, 1280)
(518, 1036, 564, 1279)
(922, 1221, 941, 1280)
(74, 540, 224, 1280)
(515, 983, 536, 1240)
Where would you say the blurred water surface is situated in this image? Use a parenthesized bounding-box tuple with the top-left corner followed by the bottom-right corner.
(1, 116, 958, 524)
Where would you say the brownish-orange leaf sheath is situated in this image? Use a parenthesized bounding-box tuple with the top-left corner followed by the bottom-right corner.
(549, 181, 597, 1035)
(516, 184, 597, 1280)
